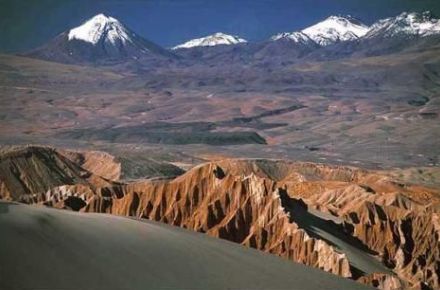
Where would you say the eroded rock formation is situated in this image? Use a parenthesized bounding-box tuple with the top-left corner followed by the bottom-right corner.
(1, 146, 439, 290)
(0, 146, 117, 207)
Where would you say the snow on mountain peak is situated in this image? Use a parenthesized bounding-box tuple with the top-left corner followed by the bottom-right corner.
(270, 31, 314, 44)
(301, 15, 369, 46)
(366, 11, 440, 38)
(68, 13, 133, 45)
(173, 32, 247, 49)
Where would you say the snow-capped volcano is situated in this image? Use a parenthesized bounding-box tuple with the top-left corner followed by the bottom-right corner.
(67, 13, 133, 45)
(270, 15, 369, 46)
(173, 32, 247, 49)
(301, 15, 369, 46)
(26, 13, 174, 64)
(365, 11, 440, 38)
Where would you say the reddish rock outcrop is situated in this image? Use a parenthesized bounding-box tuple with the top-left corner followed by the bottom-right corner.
(358, 273, 404, 290)
(1, 148, 439, 290)
(60, 149, 121, 181)
(0, 146, 116, 207)
(84, 166, 352, 277)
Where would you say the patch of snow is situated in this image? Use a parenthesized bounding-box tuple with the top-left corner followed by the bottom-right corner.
(301, 15, 369, 46)
(365, 11, 440, 38)
(270, 15, 369, 46)
(173, 32, 247, 49)
(270, 31, 314, 44)
(68, 13, 133, 45)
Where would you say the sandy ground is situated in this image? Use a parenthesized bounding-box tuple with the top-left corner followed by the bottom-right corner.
(0, 201, 373, 290)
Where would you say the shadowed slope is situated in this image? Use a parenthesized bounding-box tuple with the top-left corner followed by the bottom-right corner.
(0, 146, 117, 208)
(0, 201, 372, 290)
(0, 146, 92, 200)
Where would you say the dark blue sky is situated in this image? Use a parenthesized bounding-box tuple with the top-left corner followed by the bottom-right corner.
(1, 0, 440, 52)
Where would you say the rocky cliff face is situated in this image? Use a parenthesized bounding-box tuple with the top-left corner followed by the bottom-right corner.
(343, 203, 439, 289)
(80, 159, 440, 289)
(0, 146, 117, 205)
(84, 165, 352, 277)
(1, 146, 439, 290)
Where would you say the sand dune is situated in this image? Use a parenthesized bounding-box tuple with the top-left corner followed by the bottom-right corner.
(0, 201, 372, 290)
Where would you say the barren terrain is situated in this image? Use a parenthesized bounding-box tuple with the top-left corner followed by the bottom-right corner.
(1, 44, 439, 172)
(1, 146, 439, 289)
(1, 15, 440, 290)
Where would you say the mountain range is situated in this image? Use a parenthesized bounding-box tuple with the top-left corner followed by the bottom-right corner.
(24, 11, 440, 64)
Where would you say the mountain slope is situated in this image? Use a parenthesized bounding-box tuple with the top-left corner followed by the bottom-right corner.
(271, 31, 315, 45)
(366, 11, 440, 39)
(173, 32, 247, 49)
(0, 146, 114, 204)
(25, 13, 174, 64)
(310, 12, 440, 60)
(270, 16, 369, 47)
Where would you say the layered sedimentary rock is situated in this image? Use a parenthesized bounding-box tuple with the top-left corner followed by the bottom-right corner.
(1, 146, 439, 290)
(60, 149, 121, 181)
(0, 146, 116, 206)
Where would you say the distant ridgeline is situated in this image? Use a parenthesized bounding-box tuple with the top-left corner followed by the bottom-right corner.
(23, 11, 440, 64)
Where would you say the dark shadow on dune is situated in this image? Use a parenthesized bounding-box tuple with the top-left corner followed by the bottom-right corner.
(278, 188, 376, 254)
(278, 188, 391, 277)
(0, 201, 17, 214)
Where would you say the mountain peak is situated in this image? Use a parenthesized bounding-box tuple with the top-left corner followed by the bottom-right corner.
(27, 12, 175, 64)
(89, 13, 113, 21)
(173, 32, 247, 49)
(301, 15, 369, 46)
(68, 13, 132, 45)
(366, 11, 440, 38)
(325, 15, 362, 23)
(398, 11, 437, 21)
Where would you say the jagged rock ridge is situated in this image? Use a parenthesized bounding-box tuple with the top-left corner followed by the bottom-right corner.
(1, 146, 439, 290)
